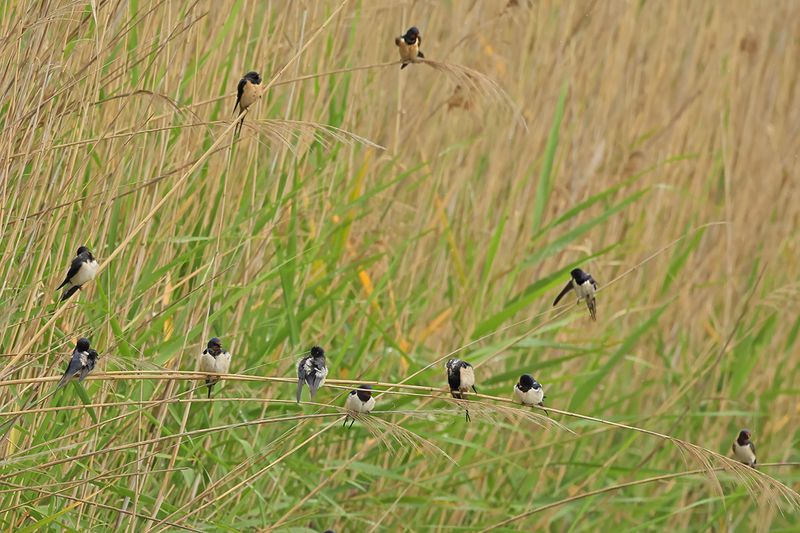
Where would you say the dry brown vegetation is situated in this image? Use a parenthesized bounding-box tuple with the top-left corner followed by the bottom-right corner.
(1, 0, 799, 531)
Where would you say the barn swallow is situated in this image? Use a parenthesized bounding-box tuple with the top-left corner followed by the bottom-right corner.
(233, 71, 263, 136)
(552, 268, 598, 321)
(57, 337, 98, 389)
(296, 345, 328, 403)
(56, 246, 98, 302)
(198, 337, 232, 399)
(446, 358, 477, 421)
(395, 26, 424, 69)
(732, 429, 757, 467)
(513, 374, 545, 407)
(343, 384, 376, 428)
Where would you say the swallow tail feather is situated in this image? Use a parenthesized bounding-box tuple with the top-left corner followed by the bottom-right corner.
(61, 286, 80, 301)
(586, 296, 597, 321)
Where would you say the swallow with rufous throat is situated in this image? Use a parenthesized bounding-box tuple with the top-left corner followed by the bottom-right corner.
(395, 26, 424, 69)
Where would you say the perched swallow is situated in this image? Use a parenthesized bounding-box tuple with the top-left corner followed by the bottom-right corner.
(56, 246, 98, 302)
(513, 374, 545, 407)
(233, 71, 263, 136)
(296, 345, 328, 403)
(553, 268, 598, 321)
(395, 26, 424, 69)
(57, 337, 98, 389)
(343, 384, 376, 428)
(198, 337, 232, 399)
(446, 358, 477, 421)
(732, 429, 757, 467)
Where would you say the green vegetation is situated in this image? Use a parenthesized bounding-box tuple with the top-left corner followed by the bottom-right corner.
(1, 1, 798, 531)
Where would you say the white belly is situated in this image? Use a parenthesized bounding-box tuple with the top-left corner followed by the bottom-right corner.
(71, 260, 98, 286)
(575, 280, 595, 301)
(199, 352, 217, 373)
(215, 351, 232, 374)
(733, 442, 756, 465)
(345, 393, 375, 414)
(514, 386, 544, 406)
(459, 366, 475, 391)
(361, 396, 375, 414)
(199, 351, 231, 375)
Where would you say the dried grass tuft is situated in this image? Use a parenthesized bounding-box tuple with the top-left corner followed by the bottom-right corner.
(421, 58, 527, 130)
(244, 118, 385, 153)
(353, 412, 456, 463)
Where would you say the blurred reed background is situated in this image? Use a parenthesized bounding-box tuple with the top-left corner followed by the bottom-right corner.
(0, 0, 798, 530)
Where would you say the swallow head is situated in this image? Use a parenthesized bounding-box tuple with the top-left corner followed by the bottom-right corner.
(355, 384, 373, 402)
(310, 345, 325, 359)
(403, 26, 420, 43)
(76, 246, 94, 260)
(207, 337, 223, 355)
(570, 268, 586, 279)
(737, 429, 752, 445)
(244, 71, 262, 85)
(76, 337, 91, 352)
(518, 374, 535, 391)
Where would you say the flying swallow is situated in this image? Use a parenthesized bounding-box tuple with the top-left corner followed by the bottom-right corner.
(233, 71, 263, 136)
(513, 374, 545, 407)
(732, 429, 757, 467)
(57, 337, 98, 389)
(198, 337, 232, 399)
(395, 26, 424, 69)
(296, 345, 328, 403)
(343, 384, 376, 428)
(552, 268, 598, 321)
(446, 358, 477, 421)
(56, 246, 98, 302)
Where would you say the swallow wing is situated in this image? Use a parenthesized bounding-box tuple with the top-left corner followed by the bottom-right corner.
(307, 365, 328, 398)
(446, 363, 461, 391)
(233, 78, 246, 114)
(57, 354, 83, 388)
(552, 280, 574, 306)
(749, 442, 756, 454)
(56, 255, 84, 290)
(589, 275, 598, 291)
(296, 357, 308, 402)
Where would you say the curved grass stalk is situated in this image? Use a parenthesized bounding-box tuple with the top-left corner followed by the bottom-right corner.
(150, 419, 340, 531)
(0, 413, 340, 479)
(3, 371, 797, 513)
(479, 463, 800, 532)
